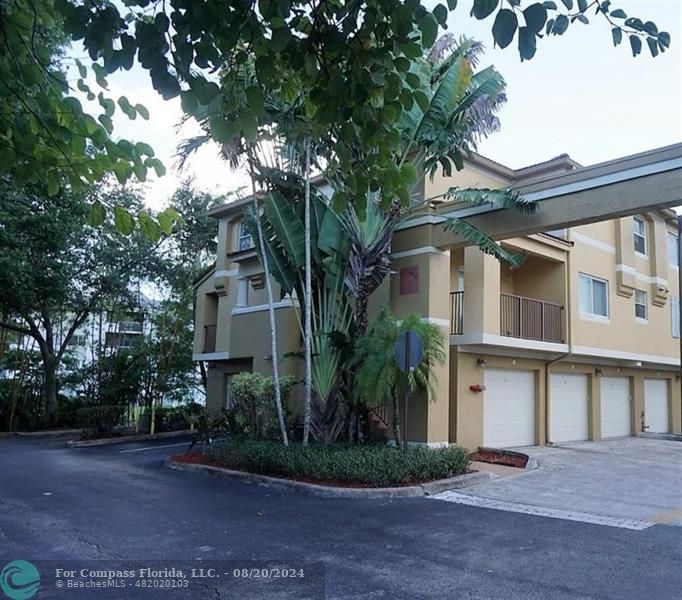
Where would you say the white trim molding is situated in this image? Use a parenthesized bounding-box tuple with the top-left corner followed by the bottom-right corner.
(615, 264, 668, 287)
(579, 313, 611, 324)
(231, 298, 300, 315)
(396, 317, 451, 328)
(391, 246, 450, 259)
(570, 232, 616, 254)
(193, 352, 230, 361)
(214, 269, 239, 279)
(571, 344, 680, 367)
(450, 333, 569, 354)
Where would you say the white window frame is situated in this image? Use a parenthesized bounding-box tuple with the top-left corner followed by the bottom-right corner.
(237, 222, 254, 252)
(633, 217, 647, 256)
(634, 289, 648, 321)
(668, 232, 679, 269)
(578, 273, 609, 320)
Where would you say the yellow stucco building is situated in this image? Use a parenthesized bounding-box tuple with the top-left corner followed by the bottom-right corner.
(193, 144, 682, 450)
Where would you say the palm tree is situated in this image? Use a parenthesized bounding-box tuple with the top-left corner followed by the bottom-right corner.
(354, 308, 447, 445)
(175, 68, 292, 446)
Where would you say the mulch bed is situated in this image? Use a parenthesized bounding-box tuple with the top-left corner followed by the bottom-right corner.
(469, 449, 527, 468)
(170, 452, 471, 488)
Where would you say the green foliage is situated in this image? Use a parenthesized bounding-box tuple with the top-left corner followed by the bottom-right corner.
(0, 179, 161, 422)
(0, 1, 161, 199)
(206, 439, 471, 487)
(355, 309, 447, 410)
(184, 405, 230, 450)
(55, 395, 85, 428)
(229, 373, 294, 440)
(46, 0, 667, 218)
(78, 405, 126, 437)
(480, 0, 670, 61)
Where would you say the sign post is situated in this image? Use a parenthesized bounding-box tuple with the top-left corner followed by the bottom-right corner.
(394, 330, 423, 453)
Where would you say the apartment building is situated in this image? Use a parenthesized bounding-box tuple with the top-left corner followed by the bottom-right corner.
(193, 144, 682, 450)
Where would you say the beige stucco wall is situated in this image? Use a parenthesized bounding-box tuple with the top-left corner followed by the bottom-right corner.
(451, 351, 681, 451)
(569, 216, 679, 360)
(389, 250, 451, 445)
(425, 163, 510, 201)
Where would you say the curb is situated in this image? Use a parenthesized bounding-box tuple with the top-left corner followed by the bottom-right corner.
(164, 459, 494, 498)
(67, 430, 194, 448)
(0, 429, 82, 439)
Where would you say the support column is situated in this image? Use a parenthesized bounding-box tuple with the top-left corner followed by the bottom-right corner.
(463, 247, 501, 336)
(389, 249, 451, 446)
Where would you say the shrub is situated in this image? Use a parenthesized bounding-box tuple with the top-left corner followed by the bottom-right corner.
(205, 440, 470, 487)
(56, 395, 85, 428)
(229, 373, 294, 440)
(78, 405, 126, 437)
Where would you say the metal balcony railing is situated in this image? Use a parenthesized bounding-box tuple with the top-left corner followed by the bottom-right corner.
(117, 320, 143, 333)
(450, 291, 464, 335)
(203, 324, 217, 353)
(500, 293, 564, 343)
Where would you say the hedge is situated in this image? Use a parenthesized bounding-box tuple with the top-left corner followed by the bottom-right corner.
(205, 439, 470, 487)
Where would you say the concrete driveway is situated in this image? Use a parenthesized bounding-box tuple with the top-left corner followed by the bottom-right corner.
(434, 438, 682, 529)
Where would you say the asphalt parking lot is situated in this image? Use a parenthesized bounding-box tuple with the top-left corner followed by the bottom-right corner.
(0, 435, 680, 599)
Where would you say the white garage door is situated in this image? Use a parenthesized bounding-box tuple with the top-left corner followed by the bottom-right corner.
(550, 373, 589, 443)
(644, 379, 669, 433)
(484, 369, 535, 447)
(600, 377, 631, 438)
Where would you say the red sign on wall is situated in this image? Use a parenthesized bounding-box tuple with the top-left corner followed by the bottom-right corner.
(399, 265, 419, 295)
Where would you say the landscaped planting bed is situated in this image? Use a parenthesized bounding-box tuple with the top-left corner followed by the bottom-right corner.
(178, 439, 471, 488)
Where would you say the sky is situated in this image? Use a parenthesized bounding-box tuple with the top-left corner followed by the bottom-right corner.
(92, 0, 682, 211)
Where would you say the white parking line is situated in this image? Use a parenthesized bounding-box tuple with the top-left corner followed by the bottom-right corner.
(429, 491, 653, 531)
(119, 442, 189, 454)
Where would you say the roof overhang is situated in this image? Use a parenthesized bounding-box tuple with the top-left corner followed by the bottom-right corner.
(396, 143, 682, 245)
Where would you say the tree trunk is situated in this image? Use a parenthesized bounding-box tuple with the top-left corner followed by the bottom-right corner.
(302, 138, 313, 445)
(391, 388, 401, 447)
(355, 281, 370, 338)
(248, 163, 288, 446)
(44, 355, 58, 427)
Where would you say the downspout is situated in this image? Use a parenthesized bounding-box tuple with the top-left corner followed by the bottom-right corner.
(544, 241, 574, 445)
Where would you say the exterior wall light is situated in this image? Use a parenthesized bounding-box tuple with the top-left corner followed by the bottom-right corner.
(476, 357, 487, 368)
(469, 384, 486, 393)
(595, 368, 603, 376)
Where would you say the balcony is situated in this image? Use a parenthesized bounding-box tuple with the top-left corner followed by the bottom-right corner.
(450, 291, 564, 343)
(203, 324, 217, 353)
(500, 293, 564, 343)
(450, 291, 464, 335)
(117, 320, 143, 333)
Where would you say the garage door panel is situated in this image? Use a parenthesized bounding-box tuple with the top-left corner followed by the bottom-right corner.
(600, 377, 631, 438)
(484, 369, 535, 447)
(644, 379, 669, 433)
(550, 373, 588, 443)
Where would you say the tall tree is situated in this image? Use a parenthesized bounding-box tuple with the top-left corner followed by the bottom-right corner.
(0, 179, 158, 424)
(158, 180, 223, 392)
(50, 0, 668, 215)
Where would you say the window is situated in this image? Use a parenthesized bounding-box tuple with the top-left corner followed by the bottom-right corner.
(633, 217, 647, 255)
(69, 333, 86, 347)
(579, 273, 609, 318)
(672, 297, 680, 339)
(668, 232, 679, 268)
(634, 289, 647, 320)
(237, 222, 254, 251)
